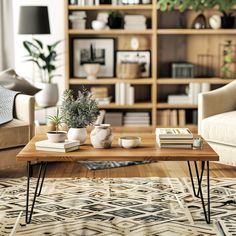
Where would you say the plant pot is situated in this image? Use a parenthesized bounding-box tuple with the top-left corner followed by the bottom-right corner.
(83, 64, 101, 80)
(67, 127, 87, 144)
(108, 16, 123, 29)
(221, 15, 235, 29)
(35, 83, 59, 107)
(90, 124, 112, 149)
(47, 131, 67, 143)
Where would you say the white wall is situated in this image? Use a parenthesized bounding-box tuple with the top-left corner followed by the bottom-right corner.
(13, 0, 65, 97)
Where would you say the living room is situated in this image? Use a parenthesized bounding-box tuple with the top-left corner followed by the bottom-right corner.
(0, 0, 236, 235)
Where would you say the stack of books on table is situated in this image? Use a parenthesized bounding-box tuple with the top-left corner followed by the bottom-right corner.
(35, 140, 80, 153)
(124, 112, 150, 127)
(156, 128, 193, 148)
(124, 15, 147, 30)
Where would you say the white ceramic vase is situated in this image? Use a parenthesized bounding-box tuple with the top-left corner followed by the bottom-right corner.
(35, 83, 59, 107)
(83, 63, 101, 80)
(90, 124, 113, 149)
(209, 15, 221, 29)
(67, 128, 87, 145)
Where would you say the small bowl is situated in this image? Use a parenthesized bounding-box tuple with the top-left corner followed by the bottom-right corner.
(118, 136, 141, 149)
(92, 20, 106, 30)
(47, 131, 67, 143)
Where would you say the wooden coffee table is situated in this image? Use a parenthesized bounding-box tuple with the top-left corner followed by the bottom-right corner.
(17, 133, 219, 224)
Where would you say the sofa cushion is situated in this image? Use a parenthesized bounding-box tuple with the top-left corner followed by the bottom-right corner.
(201, 111, 236, 147)
(0, 119, 29, 149)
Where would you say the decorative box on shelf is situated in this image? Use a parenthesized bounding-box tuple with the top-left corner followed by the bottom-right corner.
(171, 63, 195, 78)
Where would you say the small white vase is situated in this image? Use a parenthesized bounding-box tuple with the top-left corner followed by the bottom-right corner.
(67, 128, 87, 145)
(90, 124, 112, 149)
(209, 15, 221, 29)
(35, 83, 59, 107)
(83, 63, 101, 80)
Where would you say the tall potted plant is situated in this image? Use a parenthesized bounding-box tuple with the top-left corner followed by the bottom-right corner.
(61, 89, 100, 144)
(23, 39, 61, 107)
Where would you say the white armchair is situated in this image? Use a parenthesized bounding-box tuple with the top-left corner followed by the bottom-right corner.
(198, 80, 236, 166)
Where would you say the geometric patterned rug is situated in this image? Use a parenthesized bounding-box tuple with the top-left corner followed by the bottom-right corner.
(0, 177, 236, 235)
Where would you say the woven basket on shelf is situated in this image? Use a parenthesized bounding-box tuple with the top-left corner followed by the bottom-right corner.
(116, 63, 141, 79)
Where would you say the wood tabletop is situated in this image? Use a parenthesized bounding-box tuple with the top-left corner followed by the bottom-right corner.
(16, 134, 219, 162)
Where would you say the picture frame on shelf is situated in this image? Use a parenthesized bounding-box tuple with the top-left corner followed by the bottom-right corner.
(116, 50, 151, 77)
(73, 38, 115, 78)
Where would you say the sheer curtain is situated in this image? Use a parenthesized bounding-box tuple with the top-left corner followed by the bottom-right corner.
(0, 0, 14, 70)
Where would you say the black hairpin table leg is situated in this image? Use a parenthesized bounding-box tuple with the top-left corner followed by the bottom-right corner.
(26, 161, 48, 224)
(187, 161, 210, 224)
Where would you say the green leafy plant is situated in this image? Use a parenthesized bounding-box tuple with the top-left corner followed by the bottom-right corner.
(47, 108, 63, 132)
(61, 89, 100, 128)
(23, 39, 61, 83)
(156, 0, 232, 13)
(221, 40, 235, 78)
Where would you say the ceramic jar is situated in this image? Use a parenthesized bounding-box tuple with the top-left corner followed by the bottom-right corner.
(209, 15, 221, 29)
(67, 127, 87, 145)
(90, 124, 112, 149)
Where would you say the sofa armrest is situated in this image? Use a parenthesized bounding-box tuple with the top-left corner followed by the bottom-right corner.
(198, 80, 236, 134)
(15, 94, 35, 138)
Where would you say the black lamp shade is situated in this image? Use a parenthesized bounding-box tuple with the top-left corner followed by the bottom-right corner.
(18, 6, 50, 34)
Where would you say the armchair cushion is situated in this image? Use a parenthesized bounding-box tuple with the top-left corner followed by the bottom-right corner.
(201, 111, 236, 147)
(0, 119, 29, 149)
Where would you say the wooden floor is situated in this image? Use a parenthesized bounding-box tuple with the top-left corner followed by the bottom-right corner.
(1, 153, 236, 178)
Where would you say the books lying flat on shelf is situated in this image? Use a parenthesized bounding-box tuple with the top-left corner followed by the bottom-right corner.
(95, 97, 112, 105)
(35, 140, 80, 153)
(156, 128, 193, 148)
(124, 15, 147, 30)
(124, 112, 150, 127)
(69, 12, 87, 29)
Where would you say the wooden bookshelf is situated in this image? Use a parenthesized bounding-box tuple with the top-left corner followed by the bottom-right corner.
(64, 0, 236, 131)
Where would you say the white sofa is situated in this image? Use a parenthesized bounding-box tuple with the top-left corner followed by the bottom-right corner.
(0, 94, 34, 169)
(198, 80, 236, 166)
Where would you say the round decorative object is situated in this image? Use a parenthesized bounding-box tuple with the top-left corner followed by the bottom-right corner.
(118, 136, 141, 149)
(83, 63, 101, 80)
(67, 127, 87, 144)
(209, 15, 221, 29)
(35, 83, 59, 108)
(90, 124, 112, 149)
(131, 37, 139, 50)
(92, 20, 106, 30)
(47, 131, 67, 143)
(221, 14, 235, 29)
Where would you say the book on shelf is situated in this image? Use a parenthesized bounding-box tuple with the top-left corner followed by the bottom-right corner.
(35, 140, 80, 153)
(124, 15, 147, 30)
(156, 128, 193, 139)
(123, 111, 150, 127)
(157, 109, 186, 126)
(96, 97, 112, 105)
(115, 83, 135, 105)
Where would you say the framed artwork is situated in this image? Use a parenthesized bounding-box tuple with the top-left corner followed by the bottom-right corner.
(116, 50, 151, 77)
(73, 38, 115, 78)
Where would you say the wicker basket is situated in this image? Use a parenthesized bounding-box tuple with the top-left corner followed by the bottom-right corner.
(116, 63, 141, 79)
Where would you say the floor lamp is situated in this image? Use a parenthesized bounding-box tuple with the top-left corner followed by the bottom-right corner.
(18, 6, 51, 84)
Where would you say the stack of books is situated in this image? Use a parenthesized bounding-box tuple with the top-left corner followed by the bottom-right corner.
(124, 112, 150, 127)
(115, 83, 135, 105)
(35, 140, 80, 153)
(69, 12, 87, 29)
(124, 15, 147, 30)
(156, 128, 193, 148)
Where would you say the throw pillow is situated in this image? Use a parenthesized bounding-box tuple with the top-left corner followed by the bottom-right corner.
(0, 68, 40, 95)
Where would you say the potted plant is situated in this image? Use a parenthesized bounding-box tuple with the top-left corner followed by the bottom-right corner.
(61, 89, 100, 144)
(23, 39, 61, 107)
(108, 11, 123, 29)
(83, 44, 101, 80)
(46, 109, 67, 143)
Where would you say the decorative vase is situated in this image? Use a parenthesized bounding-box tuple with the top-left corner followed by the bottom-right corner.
(67, 128, 87, 144)
(108, 15, 123, 29)
(47, 131, 67, 143)
(209, 15, 221, 29)
(192, 14, 207, 29)
(35, 83, 59, 107)
(221, 14, 235, 29)
(83, 63, 101, 80)
(90, 124, 112, 149)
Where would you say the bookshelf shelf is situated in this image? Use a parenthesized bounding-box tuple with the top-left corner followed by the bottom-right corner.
(68, 4, 154, 10)
(69, 78, 153, 85)
(69, 29, 153, 35)
(157, 78, 234, 84)
(156, 103, 198, 109)
(157, 29, 236, 35)
(98, 103, 153, 109)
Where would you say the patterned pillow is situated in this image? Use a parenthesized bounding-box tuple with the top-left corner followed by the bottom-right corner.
(0, 68, 40, 95)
